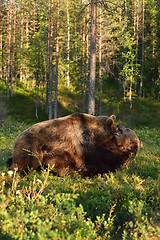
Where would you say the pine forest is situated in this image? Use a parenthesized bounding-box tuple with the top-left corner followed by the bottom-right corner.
(1, 0, 160, 119)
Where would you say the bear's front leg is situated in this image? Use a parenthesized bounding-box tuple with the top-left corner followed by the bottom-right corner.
(42, 150, 79, 176)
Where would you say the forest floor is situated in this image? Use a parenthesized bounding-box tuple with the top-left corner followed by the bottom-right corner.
(0, 88, 160, 239)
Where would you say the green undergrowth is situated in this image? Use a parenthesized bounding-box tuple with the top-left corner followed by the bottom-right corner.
(0, 122, 160, 239)
(2, 79, 160, 128)
(0, 87, 160, 239)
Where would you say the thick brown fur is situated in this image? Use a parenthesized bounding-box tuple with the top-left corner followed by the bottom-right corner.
(7, 113, 142, 176)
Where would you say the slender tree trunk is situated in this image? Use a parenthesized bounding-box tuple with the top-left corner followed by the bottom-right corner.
(20, 10, 24, 82)
(25, 0, 29, 87)
(40, 77, 45, 110)
(133, 0, 137, 90)
(124, 0, 127, 99)
(54, 0, 59, 119)
(26, 1, 29, 49)
(74, 14, 78, 62)
(88, 0, 97, 115)
(86, 3, 89, 83)
(135, 0, 139, 93)
(11, 2, 16, 97)
(152, 1, 155, 58)
(136, 0, 139, 46)
(81, 14, 85, 112)
(139, 0, 144, 97)
(46, 1, 51, 106)
(44, 55, 48, 105)
(6, 0, 12, 100)
(133, 0, 136, 36)
(129, 60, 133, 109)
(20, 11, 23, 49)
(0, 2, 3, 80)
(35, 75, 39, 119)
(66, 0, 70, 87)
(98, 5, 102, 115)
(48, 0, 54, 120)
(33, 2, 37, 34)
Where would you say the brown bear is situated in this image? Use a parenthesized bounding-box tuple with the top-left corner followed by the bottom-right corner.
(7, 113, 142, 176)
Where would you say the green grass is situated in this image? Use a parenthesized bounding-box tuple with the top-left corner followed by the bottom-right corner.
(0, 122, 160, 239)
(0, 86, 160, 239)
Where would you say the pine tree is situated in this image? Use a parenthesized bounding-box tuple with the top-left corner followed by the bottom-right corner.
(11, 1, 16, 96)
(54, 0, 60, 119)
(139, 0, 144, 97)
(98, 4, 102, 115)
(6, 0, 12, 100)
(48, 0, 54, 120)
(0, 0, 3, 80)
(88, 0, 97, 115)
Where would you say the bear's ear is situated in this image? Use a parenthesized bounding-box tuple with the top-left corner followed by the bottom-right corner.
(98, 115, 116, 127)
(110, 115, 116, 122)
(107, 118, 114, 126)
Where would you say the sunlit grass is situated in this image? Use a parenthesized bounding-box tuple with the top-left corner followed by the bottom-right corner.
(0, 88, 160, 239)
(0, 121, 159, 239)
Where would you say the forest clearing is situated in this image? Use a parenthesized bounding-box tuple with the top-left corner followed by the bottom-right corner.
(0, 0, 160, 239)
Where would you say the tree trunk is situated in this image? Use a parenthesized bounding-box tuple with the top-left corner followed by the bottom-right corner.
(88, 0, 97, 115)
(81, 14, 85, 112)
(46, 1, 51, 106)
(25, 0, 29, 86)
(86, 3, 89, 86)
(0, 2, 3, 80)
(33, 2, 37, 34)
(129, 60, 133, 109)
(66, 0, 70, 87)
(135, 0, 139, 93)
(20, 10, 24, 82)
(26, 1, 29, 48)
(11, 2, 16, 97)
(124, 0, 128, 99)
(54, 0, 59, 119)
(74, 14, 77, 63)
(6, 0, 12, 100)
(48, 0, 54, 120)
(98, 5, 102, 115)
(133, 0, 136, 36)
(139, 0, 144, 97)
(35, 75, 39, 119)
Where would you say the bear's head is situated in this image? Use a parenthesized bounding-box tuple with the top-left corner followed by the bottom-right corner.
(114, 123, 143, 152)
